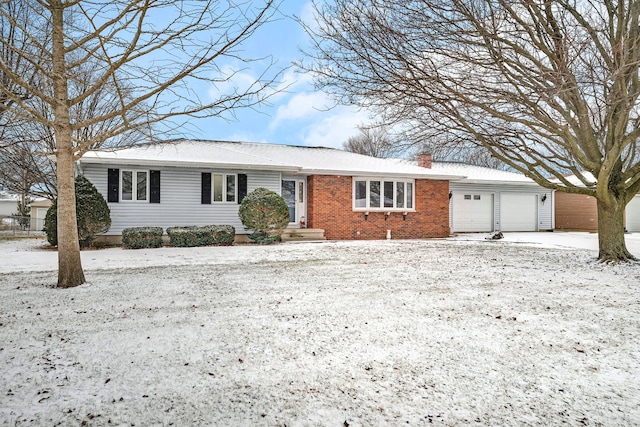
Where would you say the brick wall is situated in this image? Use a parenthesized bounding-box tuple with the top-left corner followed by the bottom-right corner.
(307, 175, 450, 240)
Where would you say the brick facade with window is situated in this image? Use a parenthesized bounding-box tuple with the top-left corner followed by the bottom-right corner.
(306, 175, 450, 240)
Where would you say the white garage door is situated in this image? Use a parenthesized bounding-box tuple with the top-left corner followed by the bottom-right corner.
(452, 192, 493, 232)
(626, 195, 640, 232)
(33, 207, 48, 231)
(500, 193, 537, 231)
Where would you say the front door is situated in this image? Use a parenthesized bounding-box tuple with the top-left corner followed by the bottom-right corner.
(282, 179, 306, 226)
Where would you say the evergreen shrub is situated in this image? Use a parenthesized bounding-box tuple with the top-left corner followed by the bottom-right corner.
(238, 187, 289, 244)
(167, 225, 235, 247)
(44, 175, 111, 247)
(122, 227, 164, 249)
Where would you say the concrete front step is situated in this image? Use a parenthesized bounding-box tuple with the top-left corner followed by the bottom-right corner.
(281, 228, 326, 241)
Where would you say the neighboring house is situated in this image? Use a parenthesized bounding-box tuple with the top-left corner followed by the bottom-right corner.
(0, 191, 50, 232)
(78, 139, 464, 241)
(553, 173, 640, 232)
(406, 155, 554, 233)
(0, 191, 19, 218)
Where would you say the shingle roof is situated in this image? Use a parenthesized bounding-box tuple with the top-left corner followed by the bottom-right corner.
(79, 139, 464, 180)
(429, 162, 535, 184)
(395, 159, 537, 185)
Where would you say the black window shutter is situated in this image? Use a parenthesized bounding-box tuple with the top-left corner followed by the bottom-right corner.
(238, 173, 247, 204)
(107, 168, 119, 202)
(150, 170, 161, 203)
(201, 172, 212, 204)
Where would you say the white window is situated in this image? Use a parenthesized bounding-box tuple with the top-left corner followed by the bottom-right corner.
(213, 174, 236, 203)
(121, 170, 148, 202)
(353, 178, 415, 211)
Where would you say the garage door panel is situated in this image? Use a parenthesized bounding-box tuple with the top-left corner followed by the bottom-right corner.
(501, 194, 537, 231)
(627, 196, 640, 232)
(452, 192, 493, 232)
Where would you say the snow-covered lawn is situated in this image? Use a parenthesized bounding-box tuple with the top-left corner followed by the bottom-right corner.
(1, 233, 639, 426)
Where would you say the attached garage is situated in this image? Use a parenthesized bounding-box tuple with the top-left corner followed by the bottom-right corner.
(451, 192, 494, 232)
(433, 162, 553, 234)
(500, 193, 538, 231)
(626, 195, 640, 232)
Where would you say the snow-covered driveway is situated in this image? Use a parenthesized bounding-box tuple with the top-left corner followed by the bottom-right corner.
(1, 233, 639, 425)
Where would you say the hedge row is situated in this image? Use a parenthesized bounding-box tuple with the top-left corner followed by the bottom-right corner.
(167, 225, 235, 247)
(122, 225, 235, 249)
(122, 227, 164, 249)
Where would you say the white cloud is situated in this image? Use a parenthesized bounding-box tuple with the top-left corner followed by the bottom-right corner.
(301, 107, 371, 148)
(269, 90, 332, 130)
(298, 1, 319, 33)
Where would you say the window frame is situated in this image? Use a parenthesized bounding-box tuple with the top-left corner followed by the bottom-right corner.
(352, 177, 416, 212)
(120, 169, 149, 202)
(211, 173, 238, 204)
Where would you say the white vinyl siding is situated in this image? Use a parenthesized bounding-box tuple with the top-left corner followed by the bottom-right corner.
(82, 164, 282, 235)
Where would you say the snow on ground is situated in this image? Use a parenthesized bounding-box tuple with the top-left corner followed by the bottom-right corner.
(1, 233, 639, 426)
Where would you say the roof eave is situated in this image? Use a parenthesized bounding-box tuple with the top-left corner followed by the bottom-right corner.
(459, 179, 540, 186)
(78, 157, 300, 172)
(301, 168, 465, 180)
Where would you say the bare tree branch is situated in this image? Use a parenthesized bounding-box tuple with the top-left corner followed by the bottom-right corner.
(302, 0, 640, 261)
(0, 0, 283, 286)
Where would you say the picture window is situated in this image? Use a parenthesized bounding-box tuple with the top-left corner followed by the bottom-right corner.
(354, 178, 415, 210)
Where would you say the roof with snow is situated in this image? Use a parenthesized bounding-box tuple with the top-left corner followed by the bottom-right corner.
(0, 191, 20, 201)
(551, 172, 597, 188)
(79, 139, 465, 180)
(396, 159, 538, 185)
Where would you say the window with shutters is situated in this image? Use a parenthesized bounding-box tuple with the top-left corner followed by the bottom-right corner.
(202, 173, 237, 204)
(108, 169, 159, 203)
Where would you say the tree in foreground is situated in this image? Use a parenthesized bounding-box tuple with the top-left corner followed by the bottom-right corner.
(0, 0, 280, 286)
(303, 0, 640, 261)
(238, 187, 290, 244)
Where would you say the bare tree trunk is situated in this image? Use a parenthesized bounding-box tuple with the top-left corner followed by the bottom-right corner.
(596, 198, 635, 262)
(52, 3, 84, 288)
(56, 145, 84, 287)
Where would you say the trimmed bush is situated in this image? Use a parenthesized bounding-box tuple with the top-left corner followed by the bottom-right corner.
(44, 175, 111, 247)
(209, 225, 235, 245)
(167, 225, 235, 247)
(238, 187, 289, 244)
(122, 227, 164, 249)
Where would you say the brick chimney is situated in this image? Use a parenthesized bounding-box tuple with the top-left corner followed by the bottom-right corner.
(418, 153, 432, 169)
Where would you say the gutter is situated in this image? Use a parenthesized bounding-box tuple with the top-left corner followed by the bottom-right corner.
(300, 168, 467, 181)
(77, 157, 301, 173)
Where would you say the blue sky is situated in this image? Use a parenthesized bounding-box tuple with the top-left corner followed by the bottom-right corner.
(189, 1, 370, 149)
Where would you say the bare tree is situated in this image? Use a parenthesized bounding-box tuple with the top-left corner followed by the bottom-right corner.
(0, 0, 281, 287)
(412, 146, 509, 170)
(0, 56, 153, 201)
(302, 0, 640, 261)
(0, 1, 44, 118)
(342, 125, 404, 157)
